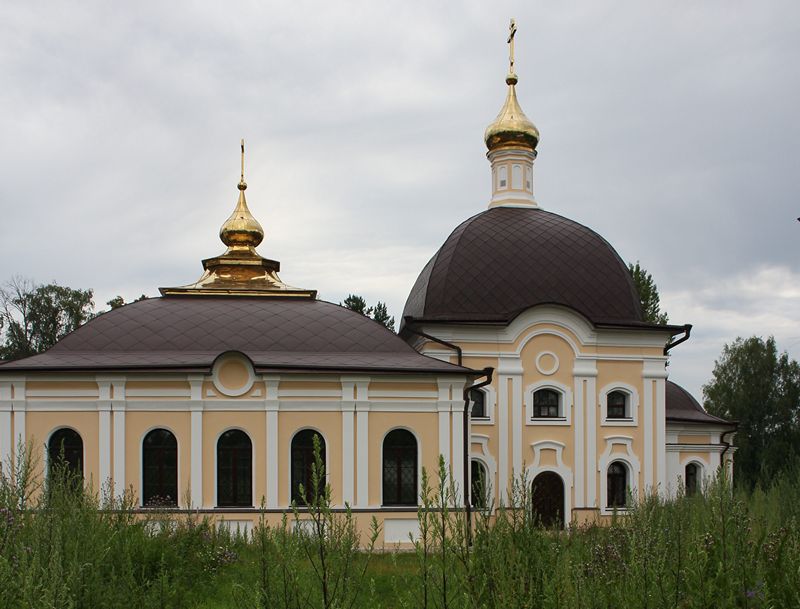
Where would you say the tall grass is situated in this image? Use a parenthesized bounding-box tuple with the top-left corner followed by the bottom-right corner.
(1, 445, 798, 608)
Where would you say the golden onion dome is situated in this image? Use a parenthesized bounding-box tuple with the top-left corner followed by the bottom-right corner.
(484, 72, 539, 152)
(219, 178, 265, 248)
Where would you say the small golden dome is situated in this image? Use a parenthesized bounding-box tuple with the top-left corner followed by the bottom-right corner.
(219, 179, 265, 248)
(484, 72, 539, 152)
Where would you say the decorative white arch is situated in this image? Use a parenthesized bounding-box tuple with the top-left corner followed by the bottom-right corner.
(43, 425, 85, 479)
(524, 440, 573, 525)
(598, 435, 641, 514)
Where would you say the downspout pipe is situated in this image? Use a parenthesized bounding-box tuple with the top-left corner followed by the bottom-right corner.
(664, 324, 692, 355)
(403, 319, 493, 541)
(462, 367, 494, 544)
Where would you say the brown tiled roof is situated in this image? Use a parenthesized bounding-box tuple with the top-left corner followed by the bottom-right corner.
(665, 380, 733, 426)
(401, 207, 647, 330)
(0, 297, 472, 375)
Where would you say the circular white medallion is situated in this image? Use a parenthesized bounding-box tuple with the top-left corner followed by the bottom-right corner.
(212, 352, 255, 397)
(535, 351, 559, 376)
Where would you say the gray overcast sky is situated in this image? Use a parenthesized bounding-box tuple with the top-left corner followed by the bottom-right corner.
(1, 1, 798, 399)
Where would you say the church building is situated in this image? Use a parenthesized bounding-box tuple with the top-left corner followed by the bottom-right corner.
(0, 24, 734, 543)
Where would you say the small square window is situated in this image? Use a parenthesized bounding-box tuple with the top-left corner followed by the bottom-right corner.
(607, 391, 628, 419)
(533, 388, 560, 418)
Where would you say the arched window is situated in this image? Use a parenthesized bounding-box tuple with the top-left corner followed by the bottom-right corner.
(142, 428, 178, 507)
(533, 389, 560, 418)
(470, 460, 488, 508)
(685, 463, 699, 497)
(217, 429, 253, 507)
(48, 428, 83, 480)
(607, 461, 628, 508)
(470, 389, 487, 419)
(383, 429, 418, 506)
(291, 430, 326, 505)
(607, 391, 628, 419)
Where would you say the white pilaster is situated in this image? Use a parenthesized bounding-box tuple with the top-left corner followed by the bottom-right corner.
(98, 404, 111, 489)
(436, 380, 452, 470)
(0, 382, 12, 468)
(112, 405, 126, 498)
(573, 360, 597, 508)
(347, 377, 370, 508)
(356, 408, 369, 507)
(341, 403, 355, 506)
(498, 374, 509, 505)
(190, 407, 203, 508)
(451, 408, 464, 500)
(655, 377, 667, 494)
(642, 359, 668, 495)
(511, 374, 522, 478)
(11, 381, 26, 456)
(264, 376, 280, 508)
(573, 375, 585, 507)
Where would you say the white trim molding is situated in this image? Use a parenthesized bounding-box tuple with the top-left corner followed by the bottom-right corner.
(469, 383, 496, 426)
(525, 440, 574, 525)
(470, 434, 497, 509)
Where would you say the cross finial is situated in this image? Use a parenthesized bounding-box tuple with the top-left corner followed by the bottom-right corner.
(507, 18, 517, 76)
(239, 138, 247, 190)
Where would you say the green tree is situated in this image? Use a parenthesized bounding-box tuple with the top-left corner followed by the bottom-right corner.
(629, 261, 669, 324)
(0, 277, 94, 361)
(340, 294, 395, 332)
(703, 336, 800, 489)
(105, 294, 148, 311)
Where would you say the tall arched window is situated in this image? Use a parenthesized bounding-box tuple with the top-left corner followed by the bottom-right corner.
(217, 429, 253, 507)
(470, 460, 487, 508)
(383, 429, 418, 506)
(48, 428, 83, 480)
(142, 428, 178, 507)
(607, 461, 628, 508)
(291, 430, 326, 505)
(685, 463, 699, 497)
(470, 389, 487, 419)
(533, 388, 560, 418)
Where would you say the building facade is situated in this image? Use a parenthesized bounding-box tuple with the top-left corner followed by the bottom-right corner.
(0, 28, 733, 544)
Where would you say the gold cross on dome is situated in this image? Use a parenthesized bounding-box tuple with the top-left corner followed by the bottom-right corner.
(507, 18, 517, 74)
(240, 138, 245, 182)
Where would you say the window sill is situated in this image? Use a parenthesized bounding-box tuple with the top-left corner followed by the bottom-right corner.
(527, 417, 569, 426)
(471, 417, 493, 425)
(601, 418, 637, 427)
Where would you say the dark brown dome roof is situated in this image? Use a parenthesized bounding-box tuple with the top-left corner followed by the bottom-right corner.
(665, 380, 733, 425)
(402, 207, 644, 328)
(0, 297, 469, 375)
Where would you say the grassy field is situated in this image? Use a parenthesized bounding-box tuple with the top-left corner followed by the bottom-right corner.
(1, 454, 798, 609)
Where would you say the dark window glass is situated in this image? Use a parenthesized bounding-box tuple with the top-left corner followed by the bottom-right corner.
(142, 428, 178, 507)
(533, 389, 560, 418)
(48, 428, 83, 480)
(470, 389, 487, 418)
(470, 460, 487, 508)
(607, 391, 628, 419)
(291, 430, 326, 505)
(217, 429, 253, 507)
(685, 463, 699, 497)
(383, 429, 418, 506)
(607, 461, 628, 508)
